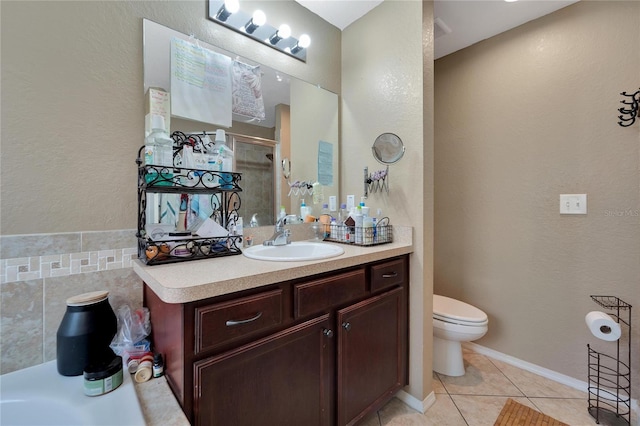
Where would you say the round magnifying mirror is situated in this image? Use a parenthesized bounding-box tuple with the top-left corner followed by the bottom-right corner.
(372, 133, 405, 164)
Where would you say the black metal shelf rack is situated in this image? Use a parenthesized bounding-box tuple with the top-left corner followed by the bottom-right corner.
(587, 295, 632, 426)
(136, 132, 243, 265)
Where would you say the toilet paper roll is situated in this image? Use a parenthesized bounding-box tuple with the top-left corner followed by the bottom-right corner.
(585, 311, 621, 341)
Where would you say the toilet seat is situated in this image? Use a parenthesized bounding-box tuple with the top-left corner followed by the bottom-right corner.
(433, 295, 488, 326)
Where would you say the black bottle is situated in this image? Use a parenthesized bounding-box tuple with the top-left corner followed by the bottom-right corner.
(56, 291, 117, 376)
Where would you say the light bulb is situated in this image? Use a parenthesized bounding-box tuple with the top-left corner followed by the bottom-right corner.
(224, 0, 240, 13)
(216, 0, 239, 21)
(278, 24, 291, 40)
(291, 34, 311, 54)
(298, 34, 311, 48)
(245, 10, 266, 34)
(252, 10, 266, 26)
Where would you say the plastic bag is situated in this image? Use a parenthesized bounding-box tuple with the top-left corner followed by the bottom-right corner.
(110, 304, 151, 355)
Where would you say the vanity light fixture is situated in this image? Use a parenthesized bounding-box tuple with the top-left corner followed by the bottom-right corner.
(215, 0, 239, 22)
(290, 34, 310, 54)
(268, 24, 291, 45)
(207, 0, 309, 62)
(244, 10, 266, 34)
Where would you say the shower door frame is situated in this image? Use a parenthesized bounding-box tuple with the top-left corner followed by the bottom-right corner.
(228, 132, 279, 226)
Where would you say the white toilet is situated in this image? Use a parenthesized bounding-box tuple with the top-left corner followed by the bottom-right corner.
(433, 294, 488, 376)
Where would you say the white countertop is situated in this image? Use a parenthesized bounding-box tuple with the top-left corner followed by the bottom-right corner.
(133, 226, 413, 303)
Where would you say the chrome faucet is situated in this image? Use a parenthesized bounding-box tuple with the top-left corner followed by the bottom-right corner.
(263, 214, 298, 246)
(249, 213, 259, 228)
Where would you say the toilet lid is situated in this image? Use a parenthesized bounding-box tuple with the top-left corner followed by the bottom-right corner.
(433, 295, 488, 325)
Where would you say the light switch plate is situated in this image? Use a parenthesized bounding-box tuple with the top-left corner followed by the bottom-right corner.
(560, 194, 587, 214)
(346, 195, 355, 210)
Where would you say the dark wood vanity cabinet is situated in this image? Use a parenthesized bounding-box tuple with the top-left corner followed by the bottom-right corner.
(143, 255, 408, 426)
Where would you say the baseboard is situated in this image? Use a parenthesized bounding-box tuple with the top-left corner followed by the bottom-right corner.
(464, 342, 639, 426)
(395, 389, 436, 414)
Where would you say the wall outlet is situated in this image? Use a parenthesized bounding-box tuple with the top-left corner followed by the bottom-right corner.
(346, 195, 355, 210)
(560, 194, 587, 214)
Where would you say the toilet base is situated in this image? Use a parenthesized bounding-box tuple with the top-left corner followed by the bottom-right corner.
(433, 336, 465, 376)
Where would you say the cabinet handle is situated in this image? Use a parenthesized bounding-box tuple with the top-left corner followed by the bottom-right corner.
(225, 311, 263, 326)
(382, 272, 398, 278)
(342, 322, 351, 331)
(323, 328, 334, 338)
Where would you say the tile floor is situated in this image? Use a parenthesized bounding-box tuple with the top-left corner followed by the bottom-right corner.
(360, 348, 636, 426)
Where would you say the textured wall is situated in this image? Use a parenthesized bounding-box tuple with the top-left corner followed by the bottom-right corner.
(0, 0, 340, 373)
(0, 0, 340, 235)
(342, 0, 434, 402)
(435, 1, 639, 397)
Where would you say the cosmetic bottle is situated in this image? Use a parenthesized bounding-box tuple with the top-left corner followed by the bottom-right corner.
(354, 206, 364, 244)
(330, 217, 337, 239)
(363, 216, 374, 244)
(145, 115, 173, 168)
(339, 203, 349, 225)
(359, 197, 370, 218)
(300, 199, 311, 221)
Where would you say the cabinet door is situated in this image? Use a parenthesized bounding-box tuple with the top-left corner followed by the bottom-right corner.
(336, 286, 406, 426)
(194, 314, 334, 426)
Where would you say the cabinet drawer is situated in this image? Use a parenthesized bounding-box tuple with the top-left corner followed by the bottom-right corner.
(195, 289, 283, 354)
(370, 258, 406, 293)
(294, 269, 366, 319)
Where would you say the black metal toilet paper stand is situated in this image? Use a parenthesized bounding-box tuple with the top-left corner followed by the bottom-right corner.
(587, 295, 632, 426)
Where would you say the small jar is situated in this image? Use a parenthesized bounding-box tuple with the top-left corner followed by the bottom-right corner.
(83, 355, 123, 396)
(153, 353, 164, 378)
(135, 361, 153, 383)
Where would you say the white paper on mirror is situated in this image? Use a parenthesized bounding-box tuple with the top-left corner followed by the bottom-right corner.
(170, 37, 232, 127)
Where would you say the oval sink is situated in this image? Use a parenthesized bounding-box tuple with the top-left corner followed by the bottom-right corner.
(243, 241, 344, 262)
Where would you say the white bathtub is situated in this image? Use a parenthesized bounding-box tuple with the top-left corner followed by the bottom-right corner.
(0, 360, 145, 426)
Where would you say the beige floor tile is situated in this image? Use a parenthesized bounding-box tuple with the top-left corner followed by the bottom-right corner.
(373, 395, 468, 426)
(378, 398, 423, 425)
(490, 358, 588, 399)
(438, 353, 524, 397)
(419, 395, 468, 426)
(359, 410, 382, 426)
(529, 397, 598, 425)
(432, 372, 447, 394)
(450, 395, 534, 426)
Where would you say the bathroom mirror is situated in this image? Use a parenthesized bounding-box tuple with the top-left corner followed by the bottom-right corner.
(143, 19, 339, 226)
(372, 133, 405, 164)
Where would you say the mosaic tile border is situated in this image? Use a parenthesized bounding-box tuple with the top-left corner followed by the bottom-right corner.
(1, 248, 138, 284)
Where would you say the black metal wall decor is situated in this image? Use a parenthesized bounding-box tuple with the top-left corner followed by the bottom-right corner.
(617, 88, 639, 127)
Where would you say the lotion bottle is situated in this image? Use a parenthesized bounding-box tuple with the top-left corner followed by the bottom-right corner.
(300, 199, 311, 221)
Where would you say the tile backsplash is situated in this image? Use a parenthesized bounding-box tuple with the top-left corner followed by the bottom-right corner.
(0, 224, 326, 374)
(0, 230, 142, 374)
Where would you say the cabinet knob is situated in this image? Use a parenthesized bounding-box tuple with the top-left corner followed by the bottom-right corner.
(342, 322, 351, 331)
(323, 328, 334, 338)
